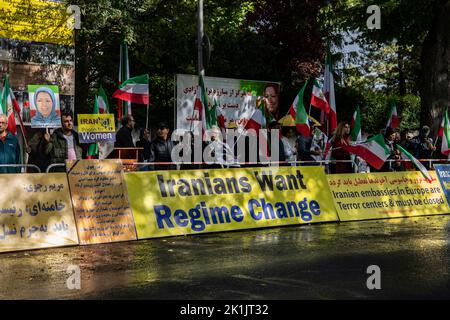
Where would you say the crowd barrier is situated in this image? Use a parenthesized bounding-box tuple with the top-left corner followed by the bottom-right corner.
(0, 164, 41, 173)
(1, 159, 450, 253)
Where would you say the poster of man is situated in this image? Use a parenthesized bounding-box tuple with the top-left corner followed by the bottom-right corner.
(28, 85, 61, 128)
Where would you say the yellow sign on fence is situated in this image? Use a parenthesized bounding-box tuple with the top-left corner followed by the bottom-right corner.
(125, 166, 339, 239)
(77, 114, 115, 133)
(0, 173, 79, 253)
(0, 0, 74, 45)
(327, 171, 450, 221)
(77, 114, 116, 143)
(67, 160, 137, 245)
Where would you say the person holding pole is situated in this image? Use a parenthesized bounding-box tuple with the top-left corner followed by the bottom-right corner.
(44, 113, 84, 171)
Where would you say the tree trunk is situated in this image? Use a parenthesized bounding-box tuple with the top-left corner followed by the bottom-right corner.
(420, 0, 450, 138)
(75, 35, 90, 116)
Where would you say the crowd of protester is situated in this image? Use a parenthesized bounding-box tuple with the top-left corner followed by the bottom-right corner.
(0, 111, 447, 174)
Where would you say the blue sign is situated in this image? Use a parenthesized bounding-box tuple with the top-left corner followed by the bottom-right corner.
(434, 164, 450, 206)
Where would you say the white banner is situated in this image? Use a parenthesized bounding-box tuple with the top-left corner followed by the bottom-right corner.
(176, 74, 280, 132)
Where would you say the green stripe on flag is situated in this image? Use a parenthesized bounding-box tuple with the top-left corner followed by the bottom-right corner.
(296, 82, 308, 125)
(397, 144, 432, 182)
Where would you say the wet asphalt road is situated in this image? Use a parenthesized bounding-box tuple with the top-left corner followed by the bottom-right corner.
(1, 214, 450, 300)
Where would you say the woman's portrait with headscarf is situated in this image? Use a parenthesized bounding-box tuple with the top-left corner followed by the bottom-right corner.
(30, 85, 61, 128)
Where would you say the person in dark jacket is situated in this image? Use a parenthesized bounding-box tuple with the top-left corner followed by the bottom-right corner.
(135, 127, 151, 162)
(145, 121, 175, 170)
(115, 115, 135, 148)
(44, 113, 83, 171)
(26, 129, 50, 172)
(410, 125, 436, 169)
(0, 114, 21, 173)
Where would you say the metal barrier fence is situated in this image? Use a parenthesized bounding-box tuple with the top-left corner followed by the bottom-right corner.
(3, 158, 447, 174)
(46, 163, 67, 173)
(0, 164, 41, 173)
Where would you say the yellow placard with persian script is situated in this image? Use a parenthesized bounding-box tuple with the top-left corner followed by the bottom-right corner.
(0, 0, 74, 45)
(0, 173, 79, 253)
(327, 171, 450, 221)
(67, 160, 137, 245)
(125, 166, 339, 239)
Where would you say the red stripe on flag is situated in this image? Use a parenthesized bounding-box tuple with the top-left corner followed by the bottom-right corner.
(113, 91, 149, 105)
(310, 96, 330, 113)
(296, 123, 310, 137)
(343, 145, 385, 170)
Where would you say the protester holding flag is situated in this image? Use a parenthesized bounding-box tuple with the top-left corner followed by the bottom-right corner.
(331, 121, 352, 173)
(412, 126, 436, 168)
(44, 113, 84, 171)
(0, 114, 21, 173)
(378, 126, 403, 172)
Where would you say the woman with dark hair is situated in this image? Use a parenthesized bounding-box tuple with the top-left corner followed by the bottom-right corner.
(331, 121, 352, 173)
(263, 83, 280, 121)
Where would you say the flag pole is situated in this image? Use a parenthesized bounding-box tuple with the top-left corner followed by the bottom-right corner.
(146, 98, 149, 130)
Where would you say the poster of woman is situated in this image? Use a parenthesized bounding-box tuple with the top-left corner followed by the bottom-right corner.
(28, 85, 61, 128)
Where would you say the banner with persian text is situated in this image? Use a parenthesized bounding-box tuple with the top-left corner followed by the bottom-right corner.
(327, 171, 450, 221)
(0, 173, 78, 253)
(176, 74, 280, 132)
(66, 160, 137, 245)
(0, 0, 74, 45)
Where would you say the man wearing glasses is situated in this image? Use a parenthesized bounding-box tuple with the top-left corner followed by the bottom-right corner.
(0, 114, 21, 173)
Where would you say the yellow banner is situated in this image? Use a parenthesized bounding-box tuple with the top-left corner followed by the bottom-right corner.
(77, 114, 115, 133)
(0, 173, 79, 253)
(327, 171, 450, 221)
(125, 166, 339, 239)
(0, 0, 74, 45)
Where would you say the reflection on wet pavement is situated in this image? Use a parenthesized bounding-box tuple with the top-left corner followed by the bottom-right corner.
(1, 214, 450, 299)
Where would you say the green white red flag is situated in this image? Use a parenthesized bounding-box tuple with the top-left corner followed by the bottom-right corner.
(113, 74, 149, 105)
(350, 105, 362, 143)
(213, 95, 226, 131)
(193, 74, 217, 136)
(441, 109, 450, 155)
(310, 78, 330, 113)
(342, 134, 390, 170)
(324, 50, 337, 134)
(118, 40, 131, 117)
(386, 103, 399, 129)
(1, 75, 25, 135)
(87, 96, 100, 159)
(397, 144, 432, 182)
(439, 112, 446, 137)
(97, 86, 110, 114)
(244, 102, 265, 131)
(288, 81, 309, 136)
